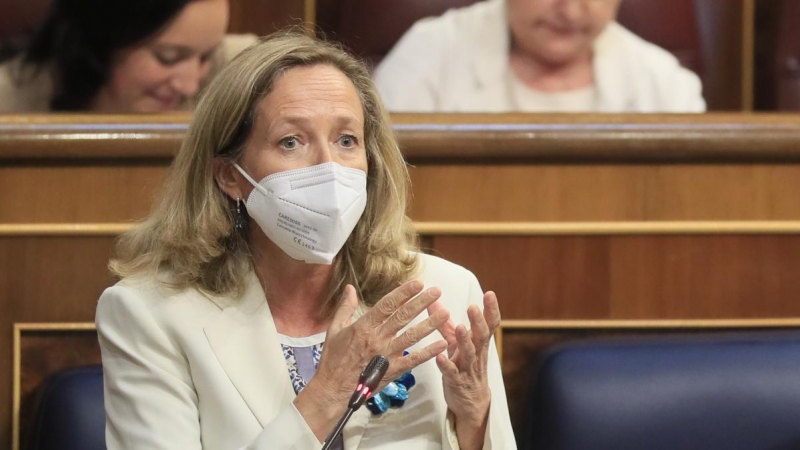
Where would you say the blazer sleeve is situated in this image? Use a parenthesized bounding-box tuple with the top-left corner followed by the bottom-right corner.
(96, 285, 322, 450)
(441, 271, 517, 450)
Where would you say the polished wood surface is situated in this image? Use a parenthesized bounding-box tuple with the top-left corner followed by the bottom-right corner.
(0, 165, 167, 223)
(0, 114, 186, 159)
(7, 163, 800, 223)
(5, 113, 800, 161)
(393, 113, 800, 161)
(408, 164, 800, 221)
(432, 234, 800, 320)
(5, 114, 800, 224)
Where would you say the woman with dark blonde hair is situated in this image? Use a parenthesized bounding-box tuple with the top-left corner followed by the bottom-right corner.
(97, 32, 515, 449)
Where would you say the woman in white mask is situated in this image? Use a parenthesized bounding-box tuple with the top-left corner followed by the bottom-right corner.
(96, 32, 515, 450)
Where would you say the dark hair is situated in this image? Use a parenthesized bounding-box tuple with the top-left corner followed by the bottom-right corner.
(22, 0, 194, 110)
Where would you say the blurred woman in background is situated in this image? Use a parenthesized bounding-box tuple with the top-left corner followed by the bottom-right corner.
(0, 0, 254, 113)
(375, 0, 705, 113)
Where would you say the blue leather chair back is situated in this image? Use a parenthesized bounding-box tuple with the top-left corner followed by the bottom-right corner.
(526, 332, 800, 450)
(27, 365, 105, 450)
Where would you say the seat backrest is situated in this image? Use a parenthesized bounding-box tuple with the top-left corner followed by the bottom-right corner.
(315, 0, 481, 68)
(27, 365, 106, 450)
(772, 0, 800, 110)
(525, 332, 800, 450)
(0, 0, 50, 56)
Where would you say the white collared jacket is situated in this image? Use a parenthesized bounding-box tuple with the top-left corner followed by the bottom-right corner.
(97, 253, 516, 449)
(374, 0, 705, 113)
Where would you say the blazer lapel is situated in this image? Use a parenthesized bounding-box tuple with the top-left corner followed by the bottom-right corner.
(204, 272, 294, 428)
(343, 407, 371, 449)
(593, 23, 637, 112)
(205, 275, 376, 446)
(465, 0, 514, 111)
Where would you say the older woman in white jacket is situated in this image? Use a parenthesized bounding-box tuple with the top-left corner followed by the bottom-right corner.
(374, 0, 705, 113)
(96, 32, 515, 450)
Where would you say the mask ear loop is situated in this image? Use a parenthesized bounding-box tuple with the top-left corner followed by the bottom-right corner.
(232, 163, 268, 195)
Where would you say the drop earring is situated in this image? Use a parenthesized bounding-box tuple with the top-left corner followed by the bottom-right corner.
(235, 197, 246, 231)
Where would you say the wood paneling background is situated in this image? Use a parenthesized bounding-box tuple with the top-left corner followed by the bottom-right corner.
(409, 164, 800, 222)
(4, 113, 800, 447)
(432, 234, 800, 320)
(5, 114, 800, 223)
(0, 235, 116, 449)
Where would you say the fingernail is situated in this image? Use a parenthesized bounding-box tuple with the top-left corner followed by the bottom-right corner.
(428, 287, 441, 298)
(411, 280, 422, 291)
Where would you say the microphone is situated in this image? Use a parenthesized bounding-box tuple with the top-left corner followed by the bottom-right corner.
(348, 355, 390, 409)
(321, 355, 389, 450)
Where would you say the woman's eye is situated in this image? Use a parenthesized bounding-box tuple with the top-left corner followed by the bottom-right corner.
(154, 52, 182, 66)
(279, 136, 299, 150)
(200, 51, 214, 64)
(338, 135, 358, 148)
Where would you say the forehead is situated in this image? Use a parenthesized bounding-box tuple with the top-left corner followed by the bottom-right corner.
(153, 0, 228, 48)
(259, 64, 365, 124)
(509, 0, 621, 13)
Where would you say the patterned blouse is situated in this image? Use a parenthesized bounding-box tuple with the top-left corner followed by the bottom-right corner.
(279, 332, 344, 450)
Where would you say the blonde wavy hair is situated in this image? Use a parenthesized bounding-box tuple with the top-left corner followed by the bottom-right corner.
(110, 32, 418, 316)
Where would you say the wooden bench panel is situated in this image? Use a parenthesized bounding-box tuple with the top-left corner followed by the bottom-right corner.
(4, 114, 800, 223)
(432, 232, 800, 320)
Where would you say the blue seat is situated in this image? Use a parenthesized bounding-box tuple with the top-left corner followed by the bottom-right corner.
(526, 332, 800, 450)
(27, 365, 106, 450)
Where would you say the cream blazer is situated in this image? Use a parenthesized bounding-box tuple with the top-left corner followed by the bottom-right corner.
(373, 0, 706, 113)
(96, 253, 516, 449)
(0, 34, 257, 113)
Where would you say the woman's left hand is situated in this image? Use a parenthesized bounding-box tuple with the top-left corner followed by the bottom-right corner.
(428, 291, 502, 450)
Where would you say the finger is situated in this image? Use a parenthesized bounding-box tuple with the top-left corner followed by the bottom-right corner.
(389, 306, 450, 355)
(328, 285, 358, 335)
(363, 279, 424, 327)
(383, 287, 442, 335)
(483, 291, 502, 332)
(440, 323, 459, 358)
(390, 339, 448, 377)
(435, 352, 459, 378)
(427, 300, 457, 344)
(468, 303, 491, 349)
(454, 324, 476, 369)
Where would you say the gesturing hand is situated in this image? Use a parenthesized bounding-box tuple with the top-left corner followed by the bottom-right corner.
(428, 291, 502, 450)
(295, 280, 449, 440)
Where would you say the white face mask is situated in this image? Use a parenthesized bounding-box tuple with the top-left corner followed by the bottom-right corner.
(233, 162, 368, 265)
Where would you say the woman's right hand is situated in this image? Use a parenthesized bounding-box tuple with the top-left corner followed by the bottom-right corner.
(294, 280, 450, 440)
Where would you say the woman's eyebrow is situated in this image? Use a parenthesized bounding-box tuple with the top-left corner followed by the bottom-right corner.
(152, 44, 193, 56)
(154, 43, 218, 57)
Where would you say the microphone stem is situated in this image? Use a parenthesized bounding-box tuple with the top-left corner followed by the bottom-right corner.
(321, 407, 354, 450)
